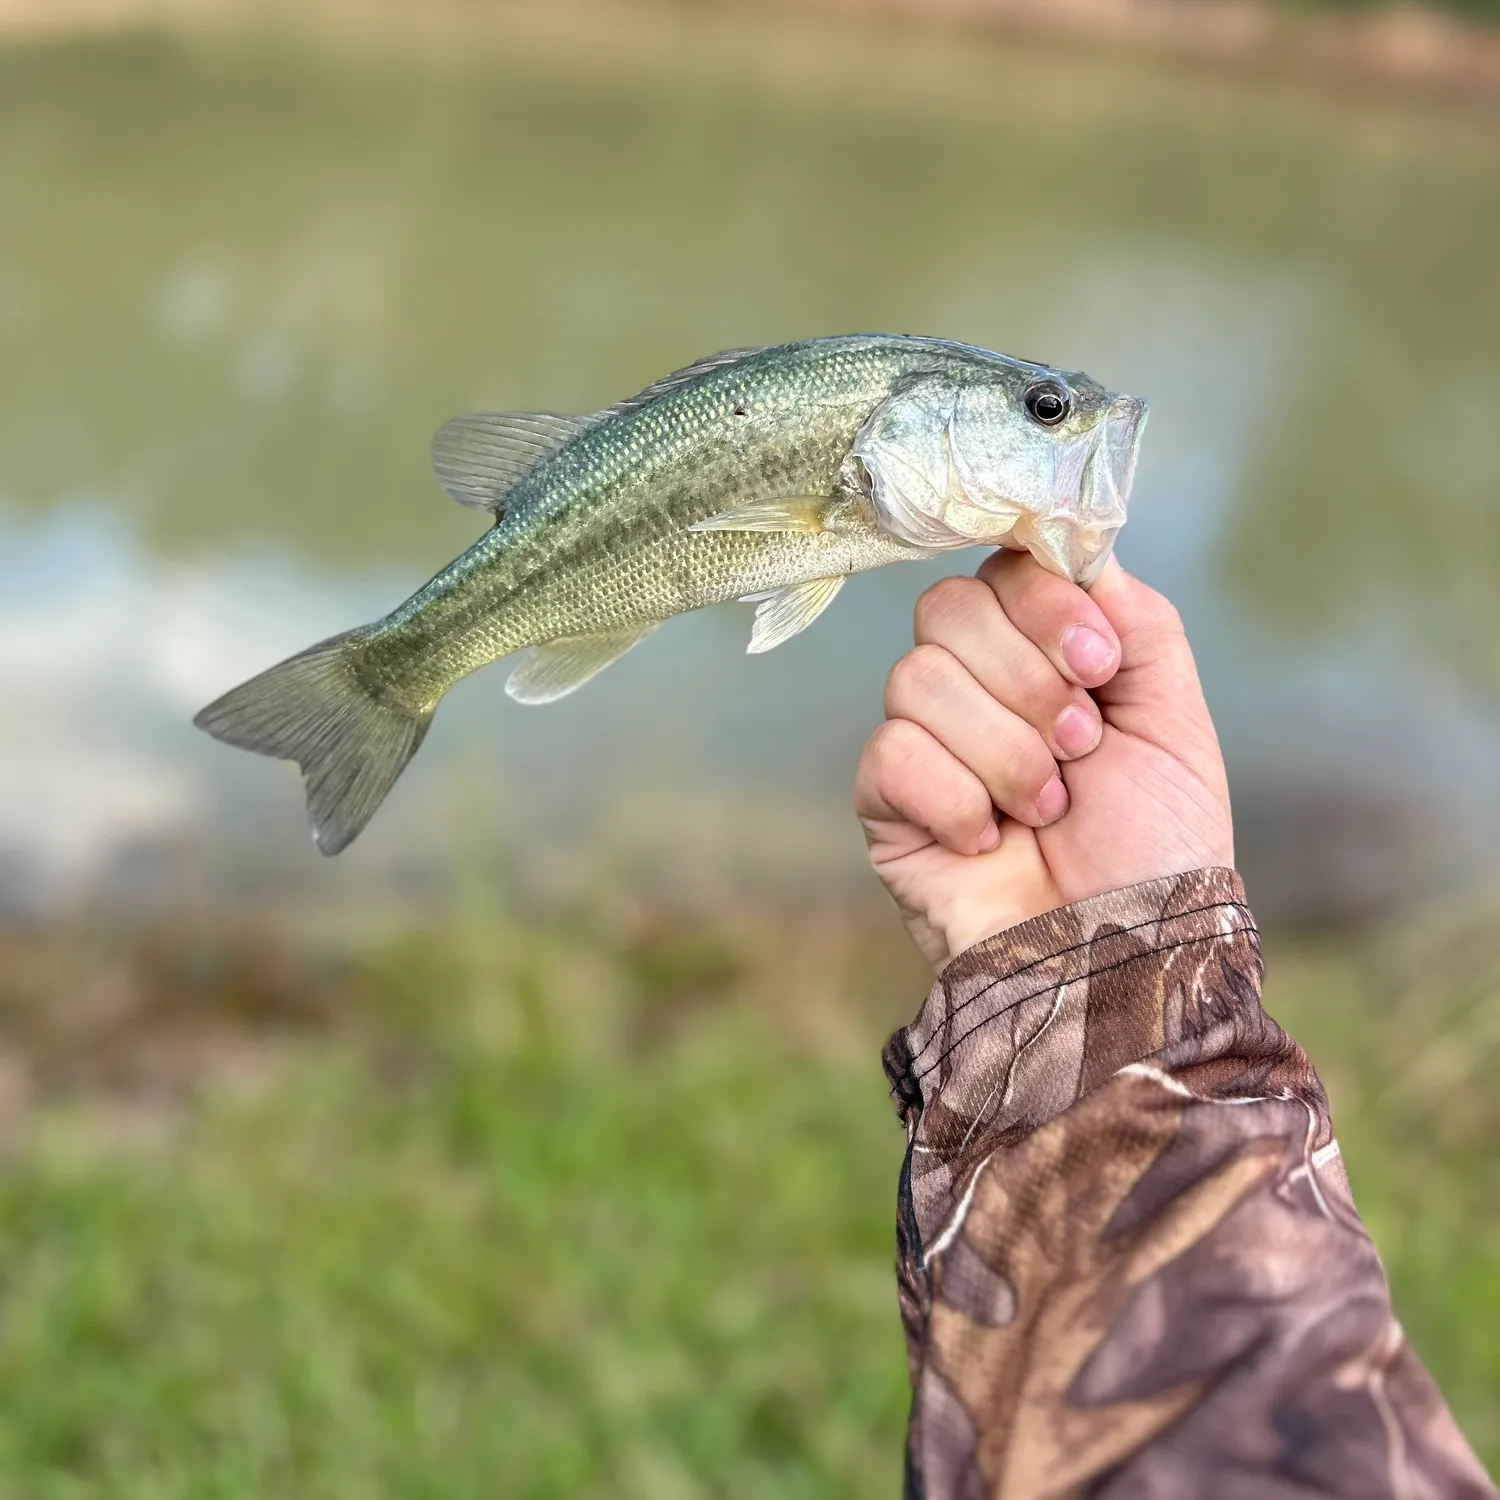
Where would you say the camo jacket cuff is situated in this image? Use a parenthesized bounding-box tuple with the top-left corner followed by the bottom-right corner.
(882, 868, 1496, 1500)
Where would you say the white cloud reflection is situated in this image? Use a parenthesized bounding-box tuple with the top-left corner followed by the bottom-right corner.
(0, 505, 361, 909)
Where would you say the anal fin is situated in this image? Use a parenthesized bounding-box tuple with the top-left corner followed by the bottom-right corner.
(746, 576, 845, 654)
(505, 622, 660, 704)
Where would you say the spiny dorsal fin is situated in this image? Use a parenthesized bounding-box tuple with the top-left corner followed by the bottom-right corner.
(505, 622, 661, 705)
(431, 411, 591, 512)
(604, 346, 769, 419)
(436, 351, 771, 512)
(744, 576, 845, 654)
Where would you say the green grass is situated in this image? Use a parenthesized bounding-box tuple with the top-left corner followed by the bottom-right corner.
(0, 895, 1492, 1496)
(0, 908, 923, 1500)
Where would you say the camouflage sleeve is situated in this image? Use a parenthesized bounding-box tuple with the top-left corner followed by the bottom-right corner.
(881, 867, 1496, 1500)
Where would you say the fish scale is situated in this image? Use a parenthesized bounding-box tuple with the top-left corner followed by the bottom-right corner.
(194, 335, 1145, 854)
(372, 344, 923, 700)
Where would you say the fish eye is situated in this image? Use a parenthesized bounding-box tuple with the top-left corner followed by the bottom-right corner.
(1023, 381, 1071, 427)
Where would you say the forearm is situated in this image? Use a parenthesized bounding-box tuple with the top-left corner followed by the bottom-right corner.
(883, 868, 1495, 1500)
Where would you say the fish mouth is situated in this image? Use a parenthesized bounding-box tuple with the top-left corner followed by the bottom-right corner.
(1021, 394, 1148, 586)
(853, 378, 1148, 585)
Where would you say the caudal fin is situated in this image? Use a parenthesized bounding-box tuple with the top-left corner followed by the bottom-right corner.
(194, 631, 432, 856)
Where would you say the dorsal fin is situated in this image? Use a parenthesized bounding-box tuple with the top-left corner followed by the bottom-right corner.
(432, 350, 770, 511)
(431, 411, 591, 512)
(603, 346, 770, 419)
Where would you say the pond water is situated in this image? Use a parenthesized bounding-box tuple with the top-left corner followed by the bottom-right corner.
(2, 9, 1498, 924)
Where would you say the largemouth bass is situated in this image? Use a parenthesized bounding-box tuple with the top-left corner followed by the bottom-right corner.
(196, 335, 1147, 854)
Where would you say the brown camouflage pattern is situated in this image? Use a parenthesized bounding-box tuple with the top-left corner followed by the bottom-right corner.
(882, 868, 1496, 1500)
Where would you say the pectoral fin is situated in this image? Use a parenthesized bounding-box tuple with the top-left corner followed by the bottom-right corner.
(690, 497, 832, 534)
(505, 622, 661, 705)
(745, 576, 845, 654)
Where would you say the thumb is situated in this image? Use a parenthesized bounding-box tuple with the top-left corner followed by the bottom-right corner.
(1087, 558, 1224, 778)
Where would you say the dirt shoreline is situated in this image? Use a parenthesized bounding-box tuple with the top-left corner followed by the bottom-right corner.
(0, 0, 1497, 97)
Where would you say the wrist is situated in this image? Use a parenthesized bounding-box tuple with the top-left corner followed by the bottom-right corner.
(920, 868, 1067, 971)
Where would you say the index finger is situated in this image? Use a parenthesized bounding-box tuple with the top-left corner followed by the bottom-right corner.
(977, 549, 1122, 689)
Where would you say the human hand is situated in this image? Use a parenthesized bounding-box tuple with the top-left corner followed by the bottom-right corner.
(855, 552, 1234, 970)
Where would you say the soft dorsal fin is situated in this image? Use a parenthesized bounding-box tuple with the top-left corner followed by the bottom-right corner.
(603, 346, 769, 419)
(431, 411, 591, 512)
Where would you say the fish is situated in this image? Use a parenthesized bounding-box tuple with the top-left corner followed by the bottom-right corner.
(195, 334, 1147, 855)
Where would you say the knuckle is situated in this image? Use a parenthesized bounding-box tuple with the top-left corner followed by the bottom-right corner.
(866, 717, 924, 778)
(1133, 609, 1190, 667)
(914, 576, 985, 638)
(1135, 584, 1185, 636)
(976, 547, 1021, 584)
(1152, 600, 1186, 637)
(886, 643, 956, 707)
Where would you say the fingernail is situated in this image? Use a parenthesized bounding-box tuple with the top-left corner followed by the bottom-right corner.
(1061, 625, 1115, 681)
(977, 820, 1001, 852)
(1053, 704, 1102, 759)
(1036, 775, 1069, 824)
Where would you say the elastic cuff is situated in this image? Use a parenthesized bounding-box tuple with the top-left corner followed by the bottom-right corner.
(884, 869, 1259, 1133)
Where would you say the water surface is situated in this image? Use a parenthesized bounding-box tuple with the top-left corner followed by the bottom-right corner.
(2, 14, 1498, 923)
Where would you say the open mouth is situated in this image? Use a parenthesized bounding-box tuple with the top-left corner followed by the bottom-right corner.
(1027, 394, 1147, 585)
(1095, 396, 1147, 524)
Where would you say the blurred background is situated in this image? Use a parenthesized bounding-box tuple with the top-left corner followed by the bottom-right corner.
(0, 0, 1497, 1492)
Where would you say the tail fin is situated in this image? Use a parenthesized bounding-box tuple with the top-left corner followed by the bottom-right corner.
(194, 631, 432, 856)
